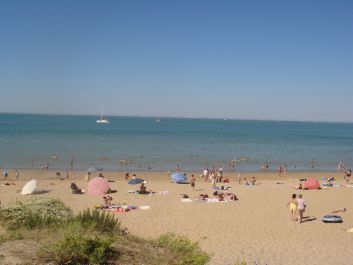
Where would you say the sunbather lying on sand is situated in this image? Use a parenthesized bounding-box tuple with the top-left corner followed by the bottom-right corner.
(198, 194, 209, 200)
(330, 208, 346, 214)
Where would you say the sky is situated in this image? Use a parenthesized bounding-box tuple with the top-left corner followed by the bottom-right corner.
(0, 0, 352, 122)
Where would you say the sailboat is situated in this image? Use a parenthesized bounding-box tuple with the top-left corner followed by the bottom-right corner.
(96, 105, 110, 124)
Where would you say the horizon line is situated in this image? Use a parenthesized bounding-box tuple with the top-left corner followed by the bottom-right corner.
(1, 111, 352, 124)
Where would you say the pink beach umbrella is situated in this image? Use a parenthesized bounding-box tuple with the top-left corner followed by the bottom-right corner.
(304, 178, 320, 190)
(87, 177, 110, 196)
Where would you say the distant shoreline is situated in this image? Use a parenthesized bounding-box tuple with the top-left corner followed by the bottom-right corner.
(1, 112, 352, 124)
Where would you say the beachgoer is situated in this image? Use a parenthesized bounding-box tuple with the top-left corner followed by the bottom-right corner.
(125, 172, 130, 180)
(296, 194, 306, 224)
(139, 183, 147, 194)
(330, 208, 346, 214)
(85, 172, 91, 182)
(103, 194, 113, 207)
(324, 179, 333, 187)
(228, 192, 238, 201)
(237, 173, 241, 184)
(70, 157, 74, 170)
(287, 194, 298, 221)
(217, 192, 225, 201)
(344, 169, 351, 183)
(251, 176, 257, 185)
(243, 178, 249, 186)
(99, 173, 104, 178)
(203, 168, 209, 182)
(15, 169, 19, 180)
(310, 158, 315, 169)
(3, 169, 8, 180)
(211, 173, 217, 190)
(66, 171, 69, 179)
(293, 182, 303, 189)
(56, 171, 62, 180)
(190, 174, 195, 190)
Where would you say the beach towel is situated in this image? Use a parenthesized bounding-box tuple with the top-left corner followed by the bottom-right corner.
(181, 198, 192, 202)
(206, 198, 227, 203)
(159, 191, 169, 196)
(140, 205, 150, 210)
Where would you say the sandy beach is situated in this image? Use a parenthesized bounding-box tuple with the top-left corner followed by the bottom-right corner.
(1, 169, 353, 265)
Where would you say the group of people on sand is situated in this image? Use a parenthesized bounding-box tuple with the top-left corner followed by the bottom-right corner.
(242, 176, 258, 186)
(202, 167, 226, 183)
(197, 191, 238, 202)
(287, 193, 307, 223)
(3, 169, 19, 180)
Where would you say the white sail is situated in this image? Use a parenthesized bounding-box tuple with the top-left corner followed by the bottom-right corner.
(96, 105, 110, 124)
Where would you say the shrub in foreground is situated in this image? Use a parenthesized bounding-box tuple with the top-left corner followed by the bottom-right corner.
(157, 233, 210, 265)
(38, 233, 114, 265)
(0, 198, 72, 229)
(69, 209, 121, 233)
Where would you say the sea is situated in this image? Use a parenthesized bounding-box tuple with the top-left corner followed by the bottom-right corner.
(0, 113, 352, 172)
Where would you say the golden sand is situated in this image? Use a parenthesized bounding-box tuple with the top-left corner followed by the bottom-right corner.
(1, 170, 352, 265)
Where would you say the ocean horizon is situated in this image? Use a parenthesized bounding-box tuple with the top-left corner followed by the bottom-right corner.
(0, 113, 352, 172)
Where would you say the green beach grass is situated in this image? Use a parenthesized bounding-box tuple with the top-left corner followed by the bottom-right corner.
(0, 197, 211, 265)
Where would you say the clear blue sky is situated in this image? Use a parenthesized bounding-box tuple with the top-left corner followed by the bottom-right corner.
(0, 0, 352, 122)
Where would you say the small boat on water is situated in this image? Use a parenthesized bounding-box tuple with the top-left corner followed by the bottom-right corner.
(97, 105, 110, 124)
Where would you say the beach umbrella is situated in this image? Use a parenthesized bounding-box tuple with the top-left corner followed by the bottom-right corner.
(87, 177, 110, 196)
(128, 178, 145, 185)
(171, 172, 187, 183)
(304, 178, 320, 190)
(21, 179, 37, 195)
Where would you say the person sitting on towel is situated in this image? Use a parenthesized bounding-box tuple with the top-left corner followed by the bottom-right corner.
(103, 194, 113, 207)
(139, 183, 147, 194)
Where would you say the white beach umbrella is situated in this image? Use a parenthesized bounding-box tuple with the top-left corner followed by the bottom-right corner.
(21, 179, 37, 195)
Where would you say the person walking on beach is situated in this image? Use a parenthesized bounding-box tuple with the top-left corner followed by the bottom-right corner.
(345, 169, 351, 183)
(211, 173, 217, 190)
(3, 169, 8, 180)
(15, 169, 19, 180)
(190, 174, 195, 190)
(296, 194, 306, 224)
(70, 157, 74, 170)
(203, 168, 209, 182)
(287, 194, 298, 222)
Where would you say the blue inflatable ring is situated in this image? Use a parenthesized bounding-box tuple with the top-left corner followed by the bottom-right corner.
(322, 215, 343, 223)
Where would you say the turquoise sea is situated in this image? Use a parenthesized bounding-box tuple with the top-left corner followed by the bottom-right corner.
(0, 113, 352, 172)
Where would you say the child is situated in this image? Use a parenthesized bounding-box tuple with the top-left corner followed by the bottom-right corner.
(287, 194, 298, 221)
(190, 174, 195, 190)
(296, 194, 306, 224)
(103, 195, 113, 207)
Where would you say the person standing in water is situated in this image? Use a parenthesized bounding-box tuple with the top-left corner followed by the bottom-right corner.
(70, 157, 74, 170)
